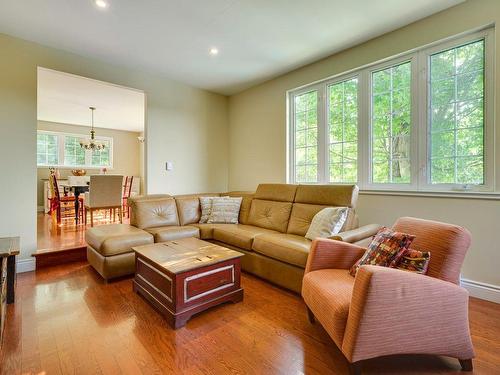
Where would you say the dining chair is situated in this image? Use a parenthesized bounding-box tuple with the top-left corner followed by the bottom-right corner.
(49, 173, 84, 225)
(122, 176, 134, 218)
(84, 175, 124, 227)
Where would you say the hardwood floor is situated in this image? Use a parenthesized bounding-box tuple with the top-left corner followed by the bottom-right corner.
(35, 213, 130, 267)
(1, 262, 499, 374)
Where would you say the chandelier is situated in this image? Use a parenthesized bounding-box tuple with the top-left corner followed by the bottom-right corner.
(80, 107, 105, 151)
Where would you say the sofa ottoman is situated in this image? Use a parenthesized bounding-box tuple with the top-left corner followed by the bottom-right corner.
(86, 224, 154, 280)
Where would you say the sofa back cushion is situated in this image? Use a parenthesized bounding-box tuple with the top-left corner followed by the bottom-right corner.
(246, 184, 297, 232)
(224, 191, 254, 224)
(286, 185, 359, 236)
(247, 199, 293, 233)
(129, 195, 179, 229)
(254, 183, 297, 202)
(294, 184, 358, 208)
(175, 197, 201, 225)
(287, 203, 330, 236)
(173, 193, 220, 225)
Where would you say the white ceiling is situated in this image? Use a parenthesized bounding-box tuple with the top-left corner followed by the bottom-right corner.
(2, 0, 463, 95)
(37, 68, 145, 132)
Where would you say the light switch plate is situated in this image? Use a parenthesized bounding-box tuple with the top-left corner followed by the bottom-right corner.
(165, 161, 174, 171)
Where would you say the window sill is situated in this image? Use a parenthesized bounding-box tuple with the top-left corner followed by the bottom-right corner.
(359, 189, 500, 200)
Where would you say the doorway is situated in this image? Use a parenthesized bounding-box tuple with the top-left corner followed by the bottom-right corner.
(35, 67, 146, 265)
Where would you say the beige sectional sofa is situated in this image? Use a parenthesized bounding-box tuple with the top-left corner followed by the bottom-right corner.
(86, 183, 380, 292)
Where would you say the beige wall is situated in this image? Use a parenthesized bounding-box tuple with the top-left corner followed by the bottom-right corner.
(36, 120, 142, 207)
(227, 0, 500, 287)
(0, 32, 228, 265)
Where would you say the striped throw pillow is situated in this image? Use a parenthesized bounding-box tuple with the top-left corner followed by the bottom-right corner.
(207, 197, 243, 224)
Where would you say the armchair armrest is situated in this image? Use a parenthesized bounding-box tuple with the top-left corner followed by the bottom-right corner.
(342, 265, 474, 363)
(330, 223, 382, 243)
(305, 239, 366, 274)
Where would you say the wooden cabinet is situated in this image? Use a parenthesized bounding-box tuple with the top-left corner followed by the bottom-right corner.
(0, 237, 19, 346)
(133, 238, 244, 329)
(0, 257, 7, 343)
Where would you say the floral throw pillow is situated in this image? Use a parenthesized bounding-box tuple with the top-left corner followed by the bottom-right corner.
(349, 227, 416, 277)
(390, 249, 431, 274)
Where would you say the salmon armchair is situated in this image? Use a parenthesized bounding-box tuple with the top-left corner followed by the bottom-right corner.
(302, 217, 474, 375)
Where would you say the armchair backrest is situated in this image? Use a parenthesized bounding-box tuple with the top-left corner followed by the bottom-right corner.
(88, 175, 123, 208)
(392, 217, 471, 284)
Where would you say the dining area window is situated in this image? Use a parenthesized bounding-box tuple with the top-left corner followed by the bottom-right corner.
(37, 130, 113, 168)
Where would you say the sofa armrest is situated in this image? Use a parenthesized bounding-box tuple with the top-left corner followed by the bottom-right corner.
(305, 239, 366, 274)
(342, 265, 474, 363)
(330, 223, 382, 243)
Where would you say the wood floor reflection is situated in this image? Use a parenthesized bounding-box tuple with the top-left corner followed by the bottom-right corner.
(36, 212, 130, 254)
(1, 262, 499, 374)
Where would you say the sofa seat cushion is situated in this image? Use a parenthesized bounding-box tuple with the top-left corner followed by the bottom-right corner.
(145, 225, 200, 243)
(190, 223, 222, 239)
(252, 233, 312, 268)
(85, 224, 154, 257)
(212, 224, 278, 251)
(302, 269, 354, 347)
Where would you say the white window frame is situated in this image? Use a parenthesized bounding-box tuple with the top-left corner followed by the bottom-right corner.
(365, 55, 418, 191)
(287, 27, 494, 193)
(289, 83, 325, 184)
(418, 30, 494, 192)
(36, 132, 59, 166)
(36, 130, 114, 169)
(324, 73, 360, 184)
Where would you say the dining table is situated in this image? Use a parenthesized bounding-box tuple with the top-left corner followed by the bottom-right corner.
(58, 176, 90, 224)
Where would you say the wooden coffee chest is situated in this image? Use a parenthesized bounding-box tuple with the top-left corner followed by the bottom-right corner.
(132, 237, 244, 328)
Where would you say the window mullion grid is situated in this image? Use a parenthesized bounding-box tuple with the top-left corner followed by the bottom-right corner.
(317, 85, 327, 184)
(453, 48, 459, 183)
(389, 67, 394, 183)
(58, 135, 64, 166)
(358, 71, 369, 189)
(341, 82, 346, 182)
(290, 94, 296, 183)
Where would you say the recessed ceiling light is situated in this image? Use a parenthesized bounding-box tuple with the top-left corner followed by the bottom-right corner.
(95, 0, 108, 9)
(209, 47, 219, 56)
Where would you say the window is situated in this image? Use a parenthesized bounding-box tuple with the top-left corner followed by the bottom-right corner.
(328, 78, 358, 183)
(288, 29, 492, 193)
(36, 131, 113, 168)
(293, 90, 319, 183)
(429, 40, 485, 185)
(37, 133, 59, 166)
(64, 136, 86, 166)
(371, 62, 411, 184)
(91, 140, 111, 167)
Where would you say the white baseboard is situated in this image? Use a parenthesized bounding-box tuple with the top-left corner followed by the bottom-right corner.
(461, 278, 500, 304)
(16, 258, 36, 273)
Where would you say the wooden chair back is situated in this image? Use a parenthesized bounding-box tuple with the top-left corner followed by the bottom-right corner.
(123, 176, 134, 198)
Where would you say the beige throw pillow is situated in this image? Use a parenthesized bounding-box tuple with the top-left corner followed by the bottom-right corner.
(305, 207, 349, 240)
(207, 197, 243, 224)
